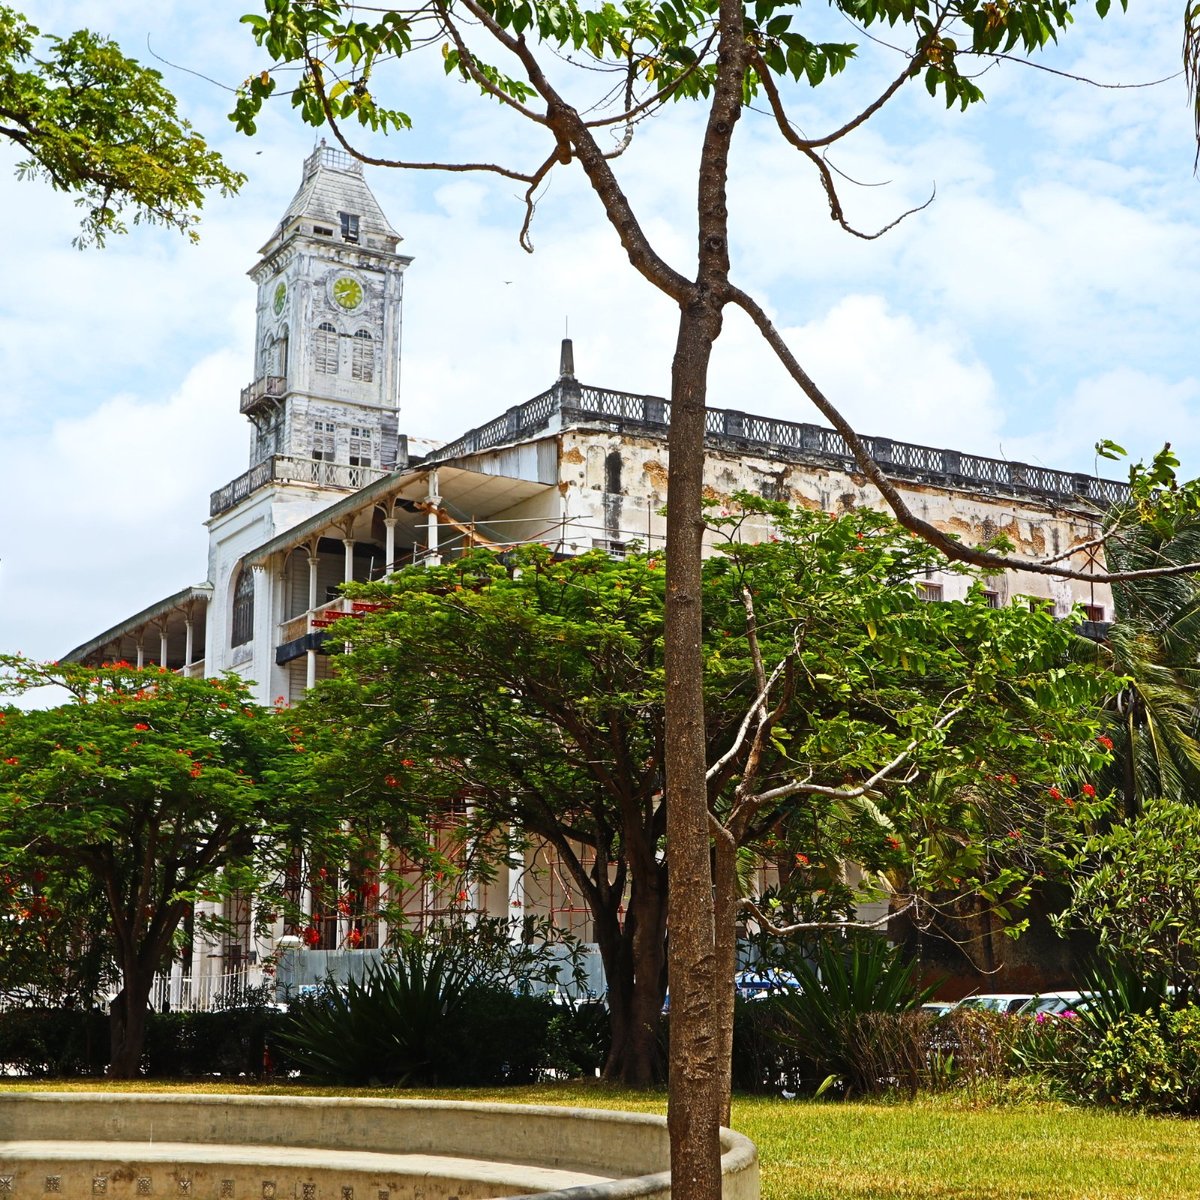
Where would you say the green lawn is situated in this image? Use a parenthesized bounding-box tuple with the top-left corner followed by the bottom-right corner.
(4, 1081, 1199, 1200)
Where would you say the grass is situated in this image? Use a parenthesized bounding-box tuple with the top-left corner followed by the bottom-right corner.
(4, 1080, 1200, 1200)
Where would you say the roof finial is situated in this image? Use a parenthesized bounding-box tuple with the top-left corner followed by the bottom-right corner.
(559, 332, 575, 380)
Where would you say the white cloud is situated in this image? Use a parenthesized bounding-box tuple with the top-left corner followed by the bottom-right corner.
(0, 352, 247, 662)
(3, 0, 1200, 670)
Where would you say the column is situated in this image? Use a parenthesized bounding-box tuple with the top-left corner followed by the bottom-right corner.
(136, 638, 145, 669)
(159, 626, 169, 671)
(384, 516, 398, 574)
(306, 550, 320, 694)
(184, 618, 194, 675)
(426, 471, 442, 567)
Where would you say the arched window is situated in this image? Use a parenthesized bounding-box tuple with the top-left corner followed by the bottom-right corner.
(315, 322, 339, 375)
(351, 329, 374, 382)
(231, 567, 255, 648)
(275, 326, 289, 378)
(260, 335, 276, 378)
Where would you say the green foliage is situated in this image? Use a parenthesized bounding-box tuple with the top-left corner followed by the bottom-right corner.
(0, 1007, 109, 1077)
(769, 936, 940, 1095)
(0, 1004, 287, 1079)
(1078, 1007, 1200, 1114)
(280, 925, 600, 1085)
(1086, 517, 1200, 818)
(1056, 798, 1200, 999)
(0, 658, 310, 1061)
(0, 6, 243, 246)
(281, 943, 477, 1085)
(235, 0, 1122, 140)
(1076, 957, 1175, 1028)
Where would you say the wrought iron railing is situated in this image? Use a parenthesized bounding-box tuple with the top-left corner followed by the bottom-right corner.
(428, 380, 1130, 510)
(211, 455, 389, 517)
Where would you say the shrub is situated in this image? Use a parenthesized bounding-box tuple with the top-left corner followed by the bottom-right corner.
(769, 937, 940, 1096)
(0, 1007, 108, 1076)
(1079, 1006, 1200, 1114)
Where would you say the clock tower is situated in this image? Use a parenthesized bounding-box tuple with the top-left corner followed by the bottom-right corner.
(243, 141, 412, 472)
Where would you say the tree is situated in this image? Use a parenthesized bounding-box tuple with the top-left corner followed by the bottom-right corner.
(1086, 515, 1200, 819)
(0, 658, 304, 1077)
(1058, 797, 1200, 1000)
(302, 501, 1115, 1090)
(0, 6, 243, 246)
(234, 3, 1200, 1191)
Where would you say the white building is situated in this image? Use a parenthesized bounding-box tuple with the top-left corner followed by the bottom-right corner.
(65, 145, 1123, 1003)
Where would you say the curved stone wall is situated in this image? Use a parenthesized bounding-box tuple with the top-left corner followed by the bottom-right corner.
(0, 1093, 758, 1200)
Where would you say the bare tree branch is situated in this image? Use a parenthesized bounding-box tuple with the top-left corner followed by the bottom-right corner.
(455, 0, 695, 303)
(740, 895, 915, 937)
(727, 283, 1200, 584)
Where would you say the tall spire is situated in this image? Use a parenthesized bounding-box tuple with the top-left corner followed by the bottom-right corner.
(559, 336, 575, 380)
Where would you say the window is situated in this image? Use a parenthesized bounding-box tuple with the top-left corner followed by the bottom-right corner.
(981, 590, 1001, 609)
(348, 425, 373, 467)
(231, 567, 255, 647)
(1027, 596, 1055, 615)
(313, 225, 333, 237)
(315, 322, 339, 375)
(339, 211, 360, 244)
(351, 329, 374, 382)
(312, 419, 335, 462)
(917, 582, 943, 603)
(1083, 603, 1105, 622)
(604, 450, 622, 494)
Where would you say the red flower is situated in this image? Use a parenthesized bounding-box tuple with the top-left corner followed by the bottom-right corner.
(1047, 786, 1062, 800)
(3, 757, 18, 766)
(886, 836, 902, 851)
(401, 758, 416, 768)
(302, 926, 321, 947)
(134, 723, 149, 731)
(384, 775, 399, 788)
(189, 765, 203, 778)
(347, 928, 363, 948)
(1007, 829, 1023, 840)
(795, 853, 809, 866)
(1082, 783, 1096, 798)
(1097, 735, 1114, 751)
(455, 889, 469, 903)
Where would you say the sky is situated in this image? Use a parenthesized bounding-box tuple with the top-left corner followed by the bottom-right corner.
(1, 0, 1198, 668)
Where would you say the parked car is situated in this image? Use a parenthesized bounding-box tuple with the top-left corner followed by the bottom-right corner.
(953, 992, 1034, 1015)
(920, 1000, 955, 1017)
(1020, 990, 1087, 1016)
(734, 968, 800, 1001)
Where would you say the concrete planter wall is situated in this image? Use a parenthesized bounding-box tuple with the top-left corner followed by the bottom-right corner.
(0, 1093, 758, 1200)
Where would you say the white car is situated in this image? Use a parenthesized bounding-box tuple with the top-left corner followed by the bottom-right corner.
(1021, 990, 1086, 1016)
(953, 993, 1035, 1015)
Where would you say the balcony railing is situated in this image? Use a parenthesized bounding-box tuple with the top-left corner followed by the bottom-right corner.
(211, 455, 389, 517)
(279, 597, 388, 646)
(428, 380, 1130, 511)
(239, 375, 286, 414)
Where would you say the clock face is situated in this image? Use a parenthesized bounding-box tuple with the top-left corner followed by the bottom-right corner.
(272, 281, 287, 316)
(332, 275, 364, 311)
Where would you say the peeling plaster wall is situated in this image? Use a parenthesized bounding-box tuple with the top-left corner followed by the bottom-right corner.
(552, 427, 1112, 615)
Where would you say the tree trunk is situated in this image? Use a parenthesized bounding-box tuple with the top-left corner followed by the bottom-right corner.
(664, 298, 724, 1200)
(596, 866, 669, 1085)
(108, 965, 155, 1078)
(711, 836, 739, 1126)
